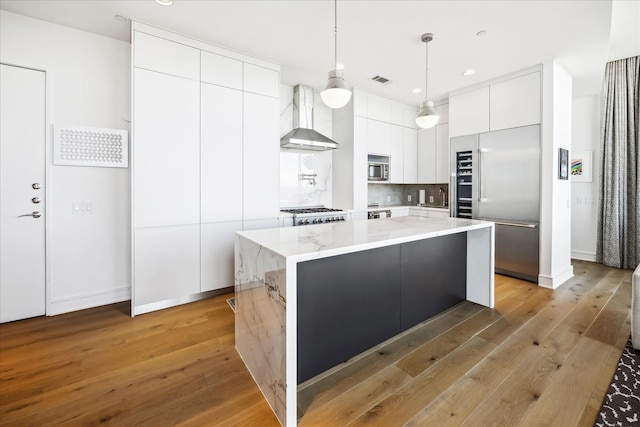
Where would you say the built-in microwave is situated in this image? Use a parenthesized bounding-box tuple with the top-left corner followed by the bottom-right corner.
(368, 155, 389, 181)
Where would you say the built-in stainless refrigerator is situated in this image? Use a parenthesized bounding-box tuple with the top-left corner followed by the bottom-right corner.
(450, 124, 540, 282)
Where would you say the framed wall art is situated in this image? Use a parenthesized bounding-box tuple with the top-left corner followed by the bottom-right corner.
(571, 150, 593, 182)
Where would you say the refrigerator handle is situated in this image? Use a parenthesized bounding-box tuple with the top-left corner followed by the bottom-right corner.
(478, 147, 489, 203)
(450, 172, 456, 215)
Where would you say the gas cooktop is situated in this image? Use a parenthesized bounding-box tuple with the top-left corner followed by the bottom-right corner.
(280, 207, 348, 226)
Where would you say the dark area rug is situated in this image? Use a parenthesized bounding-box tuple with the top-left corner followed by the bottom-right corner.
(595, 337, 640, 426)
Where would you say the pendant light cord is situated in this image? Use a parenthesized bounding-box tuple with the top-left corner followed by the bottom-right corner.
(334, 0, 338, 69)
(424, 39, 429, 102)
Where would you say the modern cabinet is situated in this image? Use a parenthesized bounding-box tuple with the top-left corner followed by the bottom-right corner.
(367, 119, 391, 156)
(133, 68, 200, 228)
(132, 22, 280, 315)
(201, 51, 242, 90)
(243, 92, 279, 221)
(403, 128, 418, 183)
(490, 71, 541, 131)
(449, 86, 490, 137)
(201, 82, 243, 223)
(134, 225, 201, 306)
(417, 127, 436, 183)
(201, 221, 242, 292)
(435, 124, 450, 184)
(390, 125, 404, 183)
(134, 31, 200, 80)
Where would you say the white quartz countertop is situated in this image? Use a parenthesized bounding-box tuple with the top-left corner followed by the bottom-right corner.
(237, 216, 493, 262)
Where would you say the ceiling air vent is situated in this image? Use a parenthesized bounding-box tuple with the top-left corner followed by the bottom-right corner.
(370, 75, 392, 85)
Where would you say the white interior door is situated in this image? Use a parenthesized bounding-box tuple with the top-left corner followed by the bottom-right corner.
(0, 63, 46, 323)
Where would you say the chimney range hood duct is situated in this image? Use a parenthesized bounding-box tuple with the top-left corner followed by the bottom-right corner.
(280, 85, 339, 151)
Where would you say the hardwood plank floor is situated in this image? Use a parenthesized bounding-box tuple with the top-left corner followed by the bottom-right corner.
(0, 260, 631, 426)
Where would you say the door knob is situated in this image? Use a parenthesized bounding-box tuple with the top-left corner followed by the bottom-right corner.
(32, 197, 41, 204)
(18, 211, 41, 218)
(32, 183, 41, 190)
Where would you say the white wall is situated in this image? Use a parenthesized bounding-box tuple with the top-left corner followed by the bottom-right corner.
(571, 95, 600, 261)
(279, 84, 333, 207)
(0, 11, 131, 314)
(539, 60, 574, 288)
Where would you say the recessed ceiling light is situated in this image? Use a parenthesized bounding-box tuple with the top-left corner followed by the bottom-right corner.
(462, 69, 477, 76)
(155, 0, 173, 6)
(412, 88, 422, 94)
(114, 15, 127, 23)
(476, 30, 487, 37)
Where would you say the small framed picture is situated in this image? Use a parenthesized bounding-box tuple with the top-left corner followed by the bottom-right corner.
(558, 148, 568, 180)
(571, 151, 593, 182)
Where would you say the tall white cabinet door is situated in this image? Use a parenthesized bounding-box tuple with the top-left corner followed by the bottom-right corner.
(134, 68, 200, 228)
(449, 86, 490, 137)
(417, 127, 436, 184)
(389, 125, 404, 183)
(201, 221, 242, 292)
(243, 92, 279, 220)
(435, 124, 450, 184)
(134, 224, 200, 310)
(244, 64, 279, 98)
(403, 128, 418, 184)
(490, 72, 541, 131)
(367, 120, 391, 155)
(201, 83, 243, 222)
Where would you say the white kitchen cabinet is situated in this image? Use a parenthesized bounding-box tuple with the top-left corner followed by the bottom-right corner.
(133, 68, 200, 228)
(353, 89, 368, 118)
(201, 83, 243, 223)
(408, 207, 449, 218)
(243, 218, 280, 230)
(403, 128, 418, 184)
(367, 94, 392, 123)
(201, 51, 243, 90)
(391, 102, 404, 126)
(134, 225, 201, 308)
(449, 86, 490, 137)
(402, 107, 418, 129)
(244, 63, 279, 98)
(134, 31, 200, 81)
(367, 119, 391, 156)
(435, 103, 449, 124)
(243, 92, 279, 220)
(201, 221, 242, 292)
(435, 124, 450, 184)
(490, 72, 541, 131)
(417, 127, 436, 183)
(389, 125, 404, 183)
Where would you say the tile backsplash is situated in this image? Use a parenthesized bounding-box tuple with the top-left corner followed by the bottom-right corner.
(368, 183, 449, 207)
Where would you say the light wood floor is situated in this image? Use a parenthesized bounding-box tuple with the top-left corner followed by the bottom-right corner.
(0, 260, 632, 426)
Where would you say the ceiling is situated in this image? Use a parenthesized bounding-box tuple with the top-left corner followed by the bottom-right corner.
(1, 0, 638, 107)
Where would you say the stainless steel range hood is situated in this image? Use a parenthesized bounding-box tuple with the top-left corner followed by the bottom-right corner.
(280, 85, 339, 151)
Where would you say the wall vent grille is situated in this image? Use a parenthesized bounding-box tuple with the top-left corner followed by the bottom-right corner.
(370, 75, 392, 84)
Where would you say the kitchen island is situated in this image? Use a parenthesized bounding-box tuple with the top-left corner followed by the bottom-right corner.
(234, 216, 494, 426)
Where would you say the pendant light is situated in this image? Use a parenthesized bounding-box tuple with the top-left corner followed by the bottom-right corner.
(415, 33, 440, 128)
(320, 0, 352, 109)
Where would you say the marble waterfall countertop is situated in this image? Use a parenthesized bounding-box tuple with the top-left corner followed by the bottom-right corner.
(236, 216, 492, 262)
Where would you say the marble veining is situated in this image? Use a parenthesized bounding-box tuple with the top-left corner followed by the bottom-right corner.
(235, 236, 288, 424)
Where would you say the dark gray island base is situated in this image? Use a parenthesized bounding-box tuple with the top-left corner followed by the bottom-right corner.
(235, 216, 494, 426)
(297, 232, 467, 383)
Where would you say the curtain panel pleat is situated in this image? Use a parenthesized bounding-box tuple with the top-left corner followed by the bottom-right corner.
(596, 55, 640, 269)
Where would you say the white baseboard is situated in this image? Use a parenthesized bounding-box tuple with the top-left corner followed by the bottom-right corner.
(48, 286, 131, 316)
(538, 265, 575, 289)
(571, 250, 596, 262)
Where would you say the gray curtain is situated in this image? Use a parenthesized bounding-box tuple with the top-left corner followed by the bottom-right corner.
(597, 55, 639, 269)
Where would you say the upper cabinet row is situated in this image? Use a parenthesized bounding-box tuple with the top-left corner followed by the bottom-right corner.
(353, 89, 418, 129)
(134, 31, 279, 98)
(449, 71, 541, 137)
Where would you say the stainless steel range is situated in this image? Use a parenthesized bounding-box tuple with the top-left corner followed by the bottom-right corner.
(280, 207, 348, 226)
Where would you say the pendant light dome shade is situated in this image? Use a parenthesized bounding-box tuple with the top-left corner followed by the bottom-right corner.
(321, 69, 352, 109)
(415, 33, 439, 128)
(415, 100, 440, 128)
(321, 0, 351, 109)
